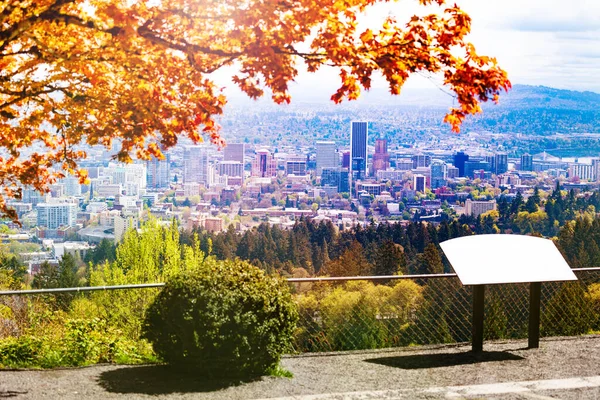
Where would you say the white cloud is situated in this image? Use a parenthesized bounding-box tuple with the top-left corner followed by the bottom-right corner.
(215, 0, 600, 96)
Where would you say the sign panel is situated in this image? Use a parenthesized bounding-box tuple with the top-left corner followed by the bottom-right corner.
(440, 234, 577, 285)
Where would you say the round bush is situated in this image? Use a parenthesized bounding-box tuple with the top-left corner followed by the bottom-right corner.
(142, 259, 298, 377)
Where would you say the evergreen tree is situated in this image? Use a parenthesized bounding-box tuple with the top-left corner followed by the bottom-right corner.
(84, 238, 117, 265)
(32, 261, 59, 289)
(373, 240, 405, 276)
(510, 191, 524, 216)
(415, 243, 444, 275)
(323, 241, 373, 277)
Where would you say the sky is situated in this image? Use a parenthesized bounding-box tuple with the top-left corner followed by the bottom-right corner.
(214, 0, 600, 98)
(292, 0, 600, 94)
(450, 0, 600, 92)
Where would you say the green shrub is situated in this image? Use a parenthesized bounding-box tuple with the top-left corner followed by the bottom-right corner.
(142, 259, 298, 377)
(0, 317, 155, 369)
(0, 336, 42, 367)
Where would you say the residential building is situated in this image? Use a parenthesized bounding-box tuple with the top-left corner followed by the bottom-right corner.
(37, 201, 78, 229)
(521, 153, 533, 171)
(465, 199, 497, 217)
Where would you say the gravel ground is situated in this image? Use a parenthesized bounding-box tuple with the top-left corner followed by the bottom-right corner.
(2, 336, 600, 399)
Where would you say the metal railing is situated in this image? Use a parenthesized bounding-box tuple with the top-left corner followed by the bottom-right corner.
(1, 269, 600, 354)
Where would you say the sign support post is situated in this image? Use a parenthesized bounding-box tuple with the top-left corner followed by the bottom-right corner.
(472, 284, 486, 352)
(528, 282, 542, 348)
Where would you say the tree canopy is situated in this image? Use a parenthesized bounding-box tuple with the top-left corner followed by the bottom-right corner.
(0, 0, 509, 219)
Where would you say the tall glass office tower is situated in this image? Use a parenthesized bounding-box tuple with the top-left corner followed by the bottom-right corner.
(350, 121, 368, 181)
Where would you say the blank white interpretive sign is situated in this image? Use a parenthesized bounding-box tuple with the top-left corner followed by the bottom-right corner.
(440, 234, 577, 285)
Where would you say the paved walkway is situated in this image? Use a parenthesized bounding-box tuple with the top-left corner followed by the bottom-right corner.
(2, 336, 600, 399)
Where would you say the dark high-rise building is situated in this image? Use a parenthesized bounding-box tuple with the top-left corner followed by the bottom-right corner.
(413, 175, 426, 193)
(321, 167, 349, 193)
(521, 153, 533, 171)
(453, 151, 469, 177)
(495, 153, 508, 175)
(341, 151, 350, 169)
(350, 121, 368, 180)
(464, 160, 491, 179)
(372, 138, 390, 174)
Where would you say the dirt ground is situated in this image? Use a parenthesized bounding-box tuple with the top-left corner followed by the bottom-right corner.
(2, 336, 600, 399)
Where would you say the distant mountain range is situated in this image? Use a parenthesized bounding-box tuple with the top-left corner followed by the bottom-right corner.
(224, 83, 600, 135)
(228, 83, 600, 110)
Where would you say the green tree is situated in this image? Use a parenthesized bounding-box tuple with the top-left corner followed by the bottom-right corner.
(84, 239, 117, 265)
(323, 241, 373, 277)
(373, 240, 406, 276)
(414, 243, 444, 275)
(32, 261, 59, 290)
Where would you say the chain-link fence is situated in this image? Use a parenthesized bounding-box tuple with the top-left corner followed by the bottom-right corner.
(2, 270, 600, 358)
(291, 269, 600, 353)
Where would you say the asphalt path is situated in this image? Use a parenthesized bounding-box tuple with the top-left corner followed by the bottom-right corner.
(2, 336, 600, 399)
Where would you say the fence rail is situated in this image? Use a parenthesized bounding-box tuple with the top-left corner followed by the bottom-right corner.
(0, 269, 594, 296)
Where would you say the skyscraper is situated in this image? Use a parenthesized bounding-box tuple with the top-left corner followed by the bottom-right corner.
(495, 153, 508, 175)
(372, 138, 390, 174)
(63, 176, 82, 196)
(316, 141, 337, 176)
(286, 155, 307, 175)
(184, 145, 210, 186)
(453, 151, 469, 177)
(430, 159, 447, 189)
(521, 153, 533, 171)
(350, 121, 368, 181)
(147, 154, 171, 188)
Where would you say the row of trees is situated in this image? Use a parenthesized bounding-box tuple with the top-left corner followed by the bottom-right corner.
(182, 218, 472, 278)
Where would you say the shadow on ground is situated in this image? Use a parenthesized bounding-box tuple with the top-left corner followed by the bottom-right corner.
(0, 391, 28, 398)
(365, 351, 524, 370)
(97, 365, 260, 395)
